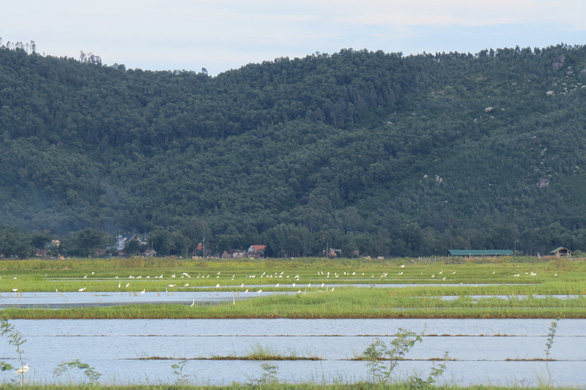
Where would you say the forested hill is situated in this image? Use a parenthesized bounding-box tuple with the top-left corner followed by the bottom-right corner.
(1, 42, 586, 258)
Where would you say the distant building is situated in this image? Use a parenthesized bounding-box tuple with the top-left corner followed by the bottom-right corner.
(550, 247, 571, 257)
(143, 249, 157, 257)
(248, 245, 266, 253)
(222, 249, 246, 259)
(35, 249, 51, 258)
(116, 234, 147, 252)
(448, 249, 514, 257)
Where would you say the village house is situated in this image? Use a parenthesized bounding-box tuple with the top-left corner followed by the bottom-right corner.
(247, 245, 266, 255)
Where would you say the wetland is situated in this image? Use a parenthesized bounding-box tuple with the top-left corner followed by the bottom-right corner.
(0, 256, 583, 387)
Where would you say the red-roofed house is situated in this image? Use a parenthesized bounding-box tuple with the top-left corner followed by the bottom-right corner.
(248, 245, 266, 254)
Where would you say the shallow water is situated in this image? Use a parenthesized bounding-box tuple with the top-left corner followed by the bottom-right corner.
(0, 319, 583, 386)
(0, 291, 579, 308)
(0, 291, 279, 308)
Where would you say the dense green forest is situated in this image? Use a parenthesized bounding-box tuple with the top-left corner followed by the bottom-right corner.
(1, 40, 585, 258)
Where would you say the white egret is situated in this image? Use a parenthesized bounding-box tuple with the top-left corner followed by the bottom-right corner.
(140, 289, 146, 294)
(79, 287, 87, 292)
(126, 283, 130, 288)
(15, 364, 29, 374)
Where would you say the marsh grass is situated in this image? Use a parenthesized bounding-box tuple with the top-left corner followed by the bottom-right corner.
(134, 344, 322, 361)
(1, 288, 584, 320)
(0, 257, 583, 319)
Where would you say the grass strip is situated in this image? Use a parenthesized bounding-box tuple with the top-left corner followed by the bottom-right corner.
(2, 288, 584, 319)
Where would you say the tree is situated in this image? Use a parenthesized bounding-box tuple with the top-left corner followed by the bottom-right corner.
(65, 228, 108, 257)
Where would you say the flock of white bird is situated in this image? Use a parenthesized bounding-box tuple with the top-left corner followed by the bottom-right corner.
(6, 264, 557, 298)
(4, 263, 562, 378)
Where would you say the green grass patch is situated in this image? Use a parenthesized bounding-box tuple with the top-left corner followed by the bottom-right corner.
(0, 256, 583, 319)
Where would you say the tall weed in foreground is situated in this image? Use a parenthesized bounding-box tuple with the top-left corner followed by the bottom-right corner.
(0, 318, 27, 386)
(171, 358, 190, 385)
(362, 328, 449, 388)
(407, 351, 449, 389)
(544, 319, 559, 387)
(362, 328, 422, 385)
(249, 362, 279, 387)
(53, 359, 102, 384)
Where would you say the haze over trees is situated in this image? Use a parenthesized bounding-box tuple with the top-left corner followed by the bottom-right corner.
(1, 41, 585, 257)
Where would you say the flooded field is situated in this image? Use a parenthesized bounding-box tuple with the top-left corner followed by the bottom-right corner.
(0, 318, 583, 386)
(0, 290, 580, 309)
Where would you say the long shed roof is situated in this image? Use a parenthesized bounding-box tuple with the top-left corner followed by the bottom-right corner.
(448, 249, 513, 256)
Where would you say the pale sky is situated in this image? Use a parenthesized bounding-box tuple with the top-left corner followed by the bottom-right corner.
(2, 0, 586, 75)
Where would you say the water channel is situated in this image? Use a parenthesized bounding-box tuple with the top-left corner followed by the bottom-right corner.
(0, 319, 583, 386)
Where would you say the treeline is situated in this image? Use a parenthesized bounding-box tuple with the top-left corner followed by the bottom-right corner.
(1, 42, 586, 257)
(2, 221, 585, 259)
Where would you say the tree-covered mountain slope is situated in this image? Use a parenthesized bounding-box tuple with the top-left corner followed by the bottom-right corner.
(1, 43, 585, 257)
